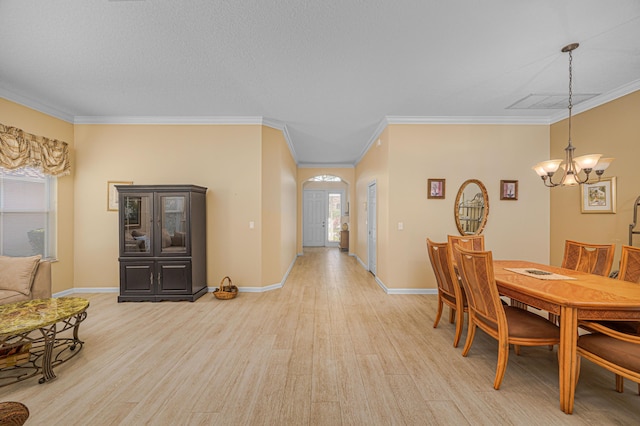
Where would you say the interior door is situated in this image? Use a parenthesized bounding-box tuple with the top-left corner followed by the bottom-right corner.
(368, 182, 377, 275)
(303, 190, 326, 246)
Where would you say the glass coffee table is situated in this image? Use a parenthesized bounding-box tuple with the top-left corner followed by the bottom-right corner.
(0, 297, 89, 387)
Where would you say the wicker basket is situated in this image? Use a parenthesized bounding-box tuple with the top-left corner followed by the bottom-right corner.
(213, 276, 238, 300)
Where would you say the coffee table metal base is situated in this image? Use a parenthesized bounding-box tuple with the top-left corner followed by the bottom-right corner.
(0, 310, 87, 387)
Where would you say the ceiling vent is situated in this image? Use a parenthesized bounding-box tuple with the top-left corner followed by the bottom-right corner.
(507, 93, 599, 110)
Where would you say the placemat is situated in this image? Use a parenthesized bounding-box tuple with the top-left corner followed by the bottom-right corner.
(503, 267, 576, 280)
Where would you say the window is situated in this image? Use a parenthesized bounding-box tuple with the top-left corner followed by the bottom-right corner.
(309, 175, 341, 182)
(0, 167, 56, 258)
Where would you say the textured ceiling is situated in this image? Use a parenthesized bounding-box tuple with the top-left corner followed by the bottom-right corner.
(1, 0, 639, 166)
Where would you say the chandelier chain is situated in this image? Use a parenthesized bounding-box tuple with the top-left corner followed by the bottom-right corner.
(567, 48, 573, 147)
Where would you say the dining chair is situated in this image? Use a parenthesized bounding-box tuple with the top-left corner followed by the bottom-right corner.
(550, 239, 616, 325)
(576, 320, 640, 398)
(597, 245, 640, 394)
(426, 239, 466, 347)
(452, 245, 560, 390)
(561, 239, 615, 277)
(619, 244, 640, 284)
(447, 234, 514, 309)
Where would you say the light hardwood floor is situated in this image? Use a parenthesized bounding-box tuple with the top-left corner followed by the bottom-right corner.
(2, 247, 640, 425)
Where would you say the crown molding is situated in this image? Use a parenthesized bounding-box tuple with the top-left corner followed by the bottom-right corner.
(0, 88, 74, 123)
(385, 115, 551, 125)
(262, 117, 298, 163)
(73, 116, 263, 125)
(550, 80, 640, 123)
(354, 117, 390, 165)
(297, 163, 355, 169)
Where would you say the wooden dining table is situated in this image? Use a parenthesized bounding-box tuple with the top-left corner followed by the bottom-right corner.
(493, 260, 640, 414)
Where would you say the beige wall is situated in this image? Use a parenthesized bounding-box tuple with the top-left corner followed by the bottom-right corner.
(73, 124, 267, 289)
(550, 90, 640, 271)
(356, 123, 551, 291)
(6, 89, 635, 293)
(261, 126, 298, 286)
(297, 167, 356, 254)
(0, 98, 75, 294)
(354, 128, 390, 276)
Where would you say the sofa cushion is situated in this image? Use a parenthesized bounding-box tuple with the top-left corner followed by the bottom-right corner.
(161, 229, 172, 248)
(0, 290, 29, 304)
(0, 255, 42, 296)
(171, 231, 185, 247)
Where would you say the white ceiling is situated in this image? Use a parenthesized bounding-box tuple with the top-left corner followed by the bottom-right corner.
(1, 0, 639, 166)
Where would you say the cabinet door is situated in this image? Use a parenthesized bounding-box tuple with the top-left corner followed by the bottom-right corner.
(157, 260, 192, 294)
(120, 260, 155, 295)
(120, 193, 154, 257)
(157, 193, 189, 256)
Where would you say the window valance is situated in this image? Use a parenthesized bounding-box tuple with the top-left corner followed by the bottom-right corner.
(0, 123, 70, 176)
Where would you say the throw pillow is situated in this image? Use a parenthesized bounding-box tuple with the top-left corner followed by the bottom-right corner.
(171, 231, 185, 246)
(162, 229, 172, 248)
(0, 255, 42, 295)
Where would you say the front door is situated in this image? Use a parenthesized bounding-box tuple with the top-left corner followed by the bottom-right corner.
(303, 190, 326, 246)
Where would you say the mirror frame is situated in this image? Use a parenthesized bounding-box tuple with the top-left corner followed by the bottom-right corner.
(454, 179, 489, 236)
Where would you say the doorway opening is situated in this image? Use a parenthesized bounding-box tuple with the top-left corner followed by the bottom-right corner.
(302, 175, 349, 248)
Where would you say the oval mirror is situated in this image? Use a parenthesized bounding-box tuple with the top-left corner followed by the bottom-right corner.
(454, 179, 489, 235)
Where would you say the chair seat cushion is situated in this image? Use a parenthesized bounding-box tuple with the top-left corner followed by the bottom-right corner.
(477, 307, 560, 340)
(579, 333, 640, 373)
(596, 320, 640, 335)
(503, 306, 560, 340)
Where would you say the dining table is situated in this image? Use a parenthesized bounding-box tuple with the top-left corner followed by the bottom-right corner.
(493, 260, 640, 414)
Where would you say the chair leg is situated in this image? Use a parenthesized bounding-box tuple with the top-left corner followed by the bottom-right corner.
(462, 319, 476, 357)
(433, 297, 443, 328)
(616, 374, 624, 393)
(449, 307, 455, 324)
(494, 340, 509, 390)
(514, 344, 521, 356)
(453, 307, 464, 348)
(547, 312, 559, 351)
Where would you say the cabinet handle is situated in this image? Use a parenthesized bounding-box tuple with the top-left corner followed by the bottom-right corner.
(150, 272, 153, 285)
(157, 272, 161, 284)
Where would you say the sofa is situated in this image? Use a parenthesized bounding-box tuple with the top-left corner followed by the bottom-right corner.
(0, 255, 52, 305)
(124, 229, 186, 253)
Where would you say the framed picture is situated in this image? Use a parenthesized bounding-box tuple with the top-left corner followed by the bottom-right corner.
(107, 181, 132, 211)
(124, 196, 141, 227)
(500, 180, 518, 200)
(581, 177, 617, 214)
(428, 179, 446, 199)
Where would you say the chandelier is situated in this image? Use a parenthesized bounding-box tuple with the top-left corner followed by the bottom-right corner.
(532, 43, 613, 187)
